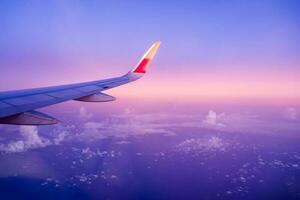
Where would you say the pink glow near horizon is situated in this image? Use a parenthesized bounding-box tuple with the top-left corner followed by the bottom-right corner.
(107, 66, 300, 99)
(1, 61, 299, 100)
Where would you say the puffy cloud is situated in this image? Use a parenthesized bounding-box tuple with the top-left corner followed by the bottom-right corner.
(283, 107, 298, 120)
(3, 140, 26, 153)
(19, 126, 49, 148)
(199, 110, 267, 134)
(79, 106, 93, 120)
(0, 125, 74, 154)
(0, 126, 50, 153)
(202, 110, 225, 127)
(52, 130, 69, 145)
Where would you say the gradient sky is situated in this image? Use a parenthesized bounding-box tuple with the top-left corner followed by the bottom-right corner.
(0, 0, 300, 99)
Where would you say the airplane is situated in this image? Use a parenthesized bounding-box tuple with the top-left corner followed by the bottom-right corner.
(0, 41, 161, 125)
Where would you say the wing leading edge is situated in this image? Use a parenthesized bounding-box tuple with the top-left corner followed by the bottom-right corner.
(0, 41, 161, 125)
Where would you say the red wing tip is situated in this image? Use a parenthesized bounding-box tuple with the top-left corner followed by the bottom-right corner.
(132, 41, 161, 74)
(133, 58, 150, 73)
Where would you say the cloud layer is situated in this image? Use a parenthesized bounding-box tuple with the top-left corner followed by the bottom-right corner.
(1, 105, 299, 154)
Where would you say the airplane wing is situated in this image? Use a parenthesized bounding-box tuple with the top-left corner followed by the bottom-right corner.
(0, 41, 161, 125)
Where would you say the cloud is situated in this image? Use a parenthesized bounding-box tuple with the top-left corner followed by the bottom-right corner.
(79, 106, 93, 120)
(202, 110, 225, 127)
(19, 126, 49, 147)
(79, 109, 263, 139)
(81, 120, 174, 139)
(79, 109, 178, 139)
(175, 136, 229, 154)
(283, 107, 298, 120)
(79, 106, 299, 140)
(79, 122, 107, 140)
(2, 140, 26, 153)
(0, 126, 50, 153)
(80, 108, 273, 138)
(198, 110, 267, 134)
(0, 125, 74, 154)
(52, 129, 69, 145)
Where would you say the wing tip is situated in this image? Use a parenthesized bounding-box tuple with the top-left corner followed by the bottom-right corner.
(132, 41, 161, 74)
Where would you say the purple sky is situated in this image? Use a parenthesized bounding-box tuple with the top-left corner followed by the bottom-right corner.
(0, 0, 299, 99)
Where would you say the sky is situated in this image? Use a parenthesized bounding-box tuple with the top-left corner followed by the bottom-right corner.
(1, 2, 300, 198)
(0, 0, 300, 100)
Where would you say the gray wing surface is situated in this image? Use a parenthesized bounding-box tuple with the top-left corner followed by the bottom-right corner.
(0, 76, 129, 118)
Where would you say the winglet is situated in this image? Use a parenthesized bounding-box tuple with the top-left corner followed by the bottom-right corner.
(131, 41, 161, 74)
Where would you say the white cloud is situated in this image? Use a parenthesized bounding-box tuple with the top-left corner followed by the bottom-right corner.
(81, 120, 140, 138)
(80, 122, 107, 140)
(198, 110, 266, 134)
(80, 109, 178, 139)
(0, 125, 74, 154)
(3, 140, 26, 153)
(79, 109, 263, 139)
(175, 136, 229, 154)
(80, 108, 293, 138)
(79, 106, 93, 120)
(0, 126, 50, 153)
(19, 126, 49, 148)
(52, 130, 68, 145)
(283, 107, 298, 120)
(78, 107, 298, 140)
(202, 110, 225, 127)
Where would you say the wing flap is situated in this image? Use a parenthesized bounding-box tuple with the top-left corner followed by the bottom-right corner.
(0, 110, 58, 125)
(75, 92, 116, 102)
